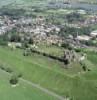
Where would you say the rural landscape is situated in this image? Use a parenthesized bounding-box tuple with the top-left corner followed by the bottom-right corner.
(0, 0, 97, 100)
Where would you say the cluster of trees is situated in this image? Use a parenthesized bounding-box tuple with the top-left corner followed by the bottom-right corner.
(23, 47, 72, 65)
(0, 31, 34, 48)
(0, 8, 26, 18)
(59, 26, 78, 37)
(59, 25, 91, 37)
(61, 42, 73, 50)
(9, 34, 33, 44)
(65, 12, 85, 23)
(80, 39, 97, 47)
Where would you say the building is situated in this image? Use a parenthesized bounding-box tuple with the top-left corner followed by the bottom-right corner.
(90, 30, 97, 37)
(76, 35, 91, 41)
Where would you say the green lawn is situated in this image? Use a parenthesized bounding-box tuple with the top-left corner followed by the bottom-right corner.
(0, 46, 97, 100)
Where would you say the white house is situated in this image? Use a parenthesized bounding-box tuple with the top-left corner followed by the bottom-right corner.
(90, 30, 97, 37)
(77, 35, 91, 41)
(77, 10, 86, 15)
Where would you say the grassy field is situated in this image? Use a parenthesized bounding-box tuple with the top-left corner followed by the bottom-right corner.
(0, 46, 83, 75)
(0, 69, 58, 100)
(0, 46, 97, 99)
(0, 0, 97, 8)
(38, 45, 64, 57)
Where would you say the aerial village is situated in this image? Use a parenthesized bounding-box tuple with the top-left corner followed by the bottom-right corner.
(0, 14, 97, 47)
(0, 0, 97, 100)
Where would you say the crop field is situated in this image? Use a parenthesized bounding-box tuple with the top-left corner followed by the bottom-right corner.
(0, 46, 97, 100)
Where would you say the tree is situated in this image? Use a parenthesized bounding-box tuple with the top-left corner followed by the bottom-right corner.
(64, 58, 69, 65)
(10, 34, 21, 42)
(23, 48, 31, 56)
(80, 61, 87, 71)
(66, 12, 84, 23)
(61, 43, 70, 48)
(29, 38, 34, 44)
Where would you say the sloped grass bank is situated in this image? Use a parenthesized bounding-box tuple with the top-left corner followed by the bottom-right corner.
(0, 69, 57, 100)
(0, 47, 97, 100)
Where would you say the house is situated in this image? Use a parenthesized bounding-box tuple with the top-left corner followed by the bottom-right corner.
(8, 42, 22, 49)
(76, 35, 91, 41)
(90, 30, 97, 37)
(77, 10, 86, 15)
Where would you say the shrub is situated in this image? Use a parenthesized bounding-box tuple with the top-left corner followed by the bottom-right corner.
(82, 65, 87, 71)
(0, 64, 5, 70)
(5, 67, 13, 73)
(64, 59, 69, 65)
(80, 61, 87, 71)
(23, 48, 31, 56)
(74, 48, 82, 52)
(0, 64, 13, 73)
(17, 73, 22, 78)
(61, 43, 70, 49)
(10, 74, 18, 85)
(0, 39, 7, 46)
(23, 51, 29, 56)
(68, 46, 73, 50)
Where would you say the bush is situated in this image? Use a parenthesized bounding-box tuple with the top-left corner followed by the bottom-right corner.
(74, 48, 82, 52)
(0, 39, 7, 46)
(10, 74, 18, 85)
(0, 64, 5, 70)
(80, 61, 87, 71)
(23, 48, 31, 56)
(23, 51, 29, 56)
(61, 43, 70, 49)
(68, 46, 73, 50)
(64, 59, 69, 65)
(82, 65, 87, 71)
(22, 42, 29, 49)
(17, 73, 22, 78)
(5, 67, 13, 73)
(0, 64, 13, 73)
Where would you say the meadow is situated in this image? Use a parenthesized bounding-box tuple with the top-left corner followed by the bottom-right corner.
(0, 46, 97, 100)
(0, 69, 58, 100)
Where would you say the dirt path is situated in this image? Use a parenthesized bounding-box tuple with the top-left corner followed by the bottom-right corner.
(20, 78, 66, 100)
(1, 69, 66, 100)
